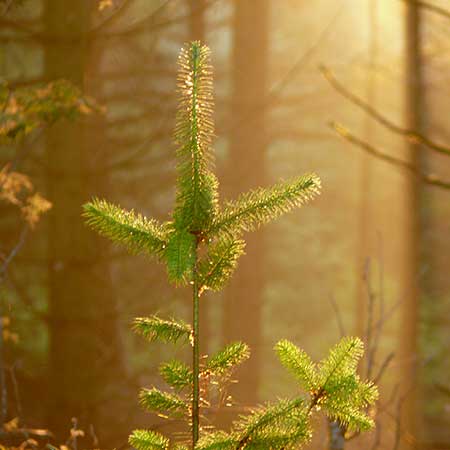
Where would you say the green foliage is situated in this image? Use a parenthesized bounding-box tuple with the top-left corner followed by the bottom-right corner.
(133, 316, 192, 344)
(317, 336, 364, 386)
(82, 41, 379, 450)
(195, 431, 238, 450)
(234, 399, 311, 448)
(207, 342, 250, 375)
(164, 228, 196, 282)
(160, 360, 193, 390)
(276, 337, 378, 432)
(208, 174, 321, 238)
(275, 339, 316, 392)
(129, 430, 170, 450)
(140, 387, 188, 418)
(198, 237, 246, 293)
(173, 43, 218, 233)
(83, 199, 167, 258)
(198, 338, 377, 450)
(196, 399, 311, 450)
(84, 41, 320, 289)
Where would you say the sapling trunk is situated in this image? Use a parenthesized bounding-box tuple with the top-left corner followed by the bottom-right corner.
(329, 420, 345, 450)
(192, 239, 200, 445)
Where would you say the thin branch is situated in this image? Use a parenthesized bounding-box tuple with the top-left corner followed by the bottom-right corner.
(434, 383, 450, 398)
(403, 0, 450, 20)
(8, 364, 22, 420)
(0, 227, 28, 281)
(0, 319, 6, 427)
(89, 0, 135, 34)
(217, 2, 344, 136)
(372, 235, 385, 367)
(1, 0, 14, 16)
(363, 259, 376, 379)
(370, 419, 382, 450)
(328, 294, 346, 338)
(330, 122, 450, 190)
(0, 0, 217, 43)
(321, 65, 450, 157)
(373, 352, 395, 384)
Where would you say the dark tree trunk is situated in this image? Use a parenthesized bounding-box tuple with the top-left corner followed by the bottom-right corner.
(401, 2, 424, 446)
(44, 1, 125, 443)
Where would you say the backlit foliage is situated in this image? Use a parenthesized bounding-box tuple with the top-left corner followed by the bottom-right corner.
(1, 78, 97, 228)
(196, 337, 377, 450)
(0, 165, 51, 227)
(0, 79, 96, 142)
(83, 42, 320, 292)
(83, 41, 376, 449)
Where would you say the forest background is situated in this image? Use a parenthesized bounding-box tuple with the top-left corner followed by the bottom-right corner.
(1, 1, 449, 449)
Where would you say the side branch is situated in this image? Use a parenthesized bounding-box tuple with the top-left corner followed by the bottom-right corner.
(320, 66, 450, 157)
(402, 0, 450, 21)
(330, 122, 450, 190)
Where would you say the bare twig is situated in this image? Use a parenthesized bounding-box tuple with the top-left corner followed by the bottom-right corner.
(320, 65, 450, 157)
(434, 383, 450, 398)
(370, 419, 382, 450)
(8, 364, 22, 420)
(0, 227, 28, 282)
(403, 0, 450, 20)
(373, 352, 395, 384)
(217, 2, 344, 136)
(1, 0, 15, 17)
(330, 121, 450, 190)
(363, 259, 376, 379)
(393, 396, 405, 450)
(372, 236, 385, 368)
(0, 319, 6, 427)
(328, 294, 346, 337)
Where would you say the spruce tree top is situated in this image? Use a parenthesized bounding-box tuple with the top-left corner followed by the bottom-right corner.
(83, 41, 321, 292)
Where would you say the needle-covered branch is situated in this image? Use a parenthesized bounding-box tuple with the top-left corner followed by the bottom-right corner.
(83, 199, 168, 256)
(139, 387, 188, 419)
(206, 342, 250, 375)
(209, 174, 321, 237)
(197, 337, 377, 450)
(275, 340, 316, 392)
(198, 237, 246, 293)
(133, 316, 192, 345)
(129, 429, 170, 450)
(159, 360, 193, 391)
(173, 42, 218, 232)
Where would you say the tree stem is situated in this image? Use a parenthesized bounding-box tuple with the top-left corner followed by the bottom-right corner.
(192, 240, 200, 446)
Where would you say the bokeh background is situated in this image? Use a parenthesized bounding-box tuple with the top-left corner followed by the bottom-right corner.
(1, 0, 450, 449)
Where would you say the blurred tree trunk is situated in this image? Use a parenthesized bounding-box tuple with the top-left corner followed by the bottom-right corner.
(401, 2, 424, 446)
(44, 1, 125, 442)
(189, 0, 205, 41)
(222, 0, 269, 406)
